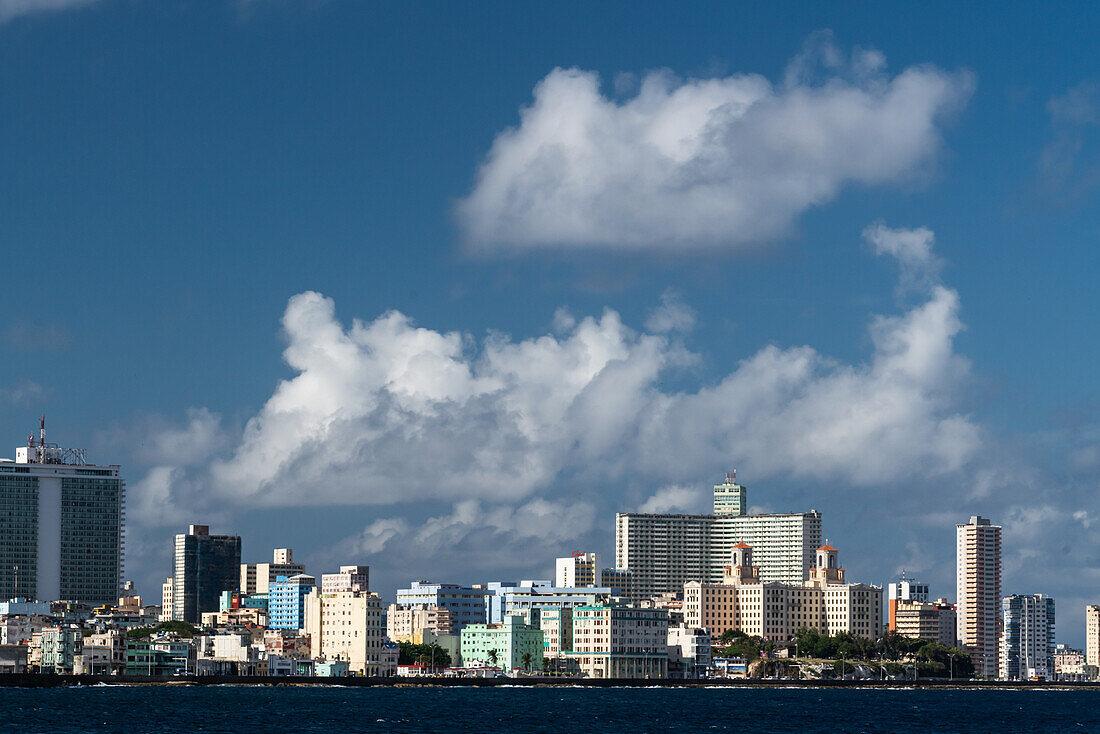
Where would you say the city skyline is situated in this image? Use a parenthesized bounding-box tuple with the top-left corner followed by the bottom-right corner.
(2, 1, 1100, 648)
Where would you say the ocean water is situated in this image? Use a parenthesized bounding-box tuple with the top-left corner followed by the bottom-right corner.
(2, 685, 1098, 733)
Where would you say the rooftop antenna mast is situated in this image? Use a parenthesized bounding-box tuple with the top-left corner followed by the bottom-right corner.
(40, 415, 45, 448)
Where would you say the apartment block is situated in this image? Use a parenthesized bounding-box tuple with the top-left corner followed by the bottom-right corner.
(0, 423, 124, 605)
(887, 576, 930, 630)
(386, 604, 454, 641)
(563, 605, 669, 679)
(1088, 605, 1100, 668)
(395, 581, 492, 630)
(321, 565, 369, 594)
(894, 598, 957, 647)
(956, 516, 1002, 677)
(460, 615, 544, 672)
(556, 553, 601, 587)
(304, 587, 386, 676)
(172, 525, 241, 623)
(268, 574, 315, 631)
(616, 477, 822, 601)
(240, 548, 305, 595)
(999, 594, 1055, 681)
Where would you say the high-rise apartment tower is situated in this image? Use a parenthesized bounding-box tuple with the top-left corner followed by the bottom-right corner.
(616, 473, 822, 601)
(0, 420, 124, 605)
(956, 515, 1002, 677)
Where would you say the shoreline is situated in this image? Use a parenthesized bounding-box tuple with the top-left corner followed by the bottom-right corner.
(2, 674, 1098, 690)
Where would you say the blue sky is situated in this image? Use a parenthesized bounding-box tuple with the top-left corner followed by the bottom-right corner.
(2, 1, 1099, 643)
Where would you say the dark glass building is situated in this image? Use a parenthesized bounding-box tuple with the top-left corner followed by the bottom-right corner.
(172, 524, 242, 623)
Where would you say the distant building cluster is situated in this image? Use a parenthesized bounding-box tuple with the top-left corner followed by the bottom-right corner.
(0, 425, 1093, 680)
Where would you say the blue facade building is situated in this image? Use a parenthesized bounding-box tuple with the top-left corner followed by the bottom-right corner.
(269, 574, 315, 631)
(395, 581, 493, 630)
(485, 580, 613, 624)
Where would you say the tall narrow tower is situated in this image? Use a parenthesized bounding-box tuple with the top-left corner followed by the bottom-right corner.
(956, 515, 1002, 677)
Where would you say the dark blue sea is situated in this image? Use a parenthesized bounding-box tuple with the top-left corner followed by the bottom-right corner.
(3, 686, 1099, 733)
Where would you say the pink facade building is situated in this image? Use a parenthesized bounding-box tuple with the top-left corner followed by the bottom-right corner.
(956, 516, 1002, 677)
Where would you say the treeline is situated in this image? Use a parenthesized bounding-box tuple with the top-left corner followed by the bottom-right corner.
(397, 641, 452, 667)
(714, 628, 974, 678)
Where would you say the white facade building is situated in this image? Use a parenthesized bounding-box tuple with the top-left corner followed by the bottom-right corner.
(667, 624, 711, 678)
(1087, 605, 1100, 669)
(564, 605, 669, 679)
(304, 588, 386, 676)
(999, 594, 1055, 681)
(556, 553, 602, 588)
(616, 477, 822, 601)
(240, 548, 306, 595)
(321, 565, 369, 595)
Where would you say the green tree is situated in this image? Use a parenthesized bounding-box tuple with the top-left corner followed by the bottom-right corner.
(521, 652, 533, 672)
(398, 641, 451, 667)
(487, 649, 499, 668)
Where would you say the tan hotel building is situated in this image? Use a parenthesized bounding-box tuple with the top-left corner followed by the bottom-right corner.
(683, 542, 882, 643)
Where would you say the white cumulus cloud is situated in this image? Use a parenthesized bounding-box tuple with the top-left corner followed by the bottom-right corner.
(458, 33, 973, 253)
(125, 223, 986, 594)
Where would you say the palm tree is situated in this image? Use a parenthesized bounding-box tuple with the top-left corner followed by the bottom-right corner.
(487, 649, 499, 669)
(521, 652, 533, 672)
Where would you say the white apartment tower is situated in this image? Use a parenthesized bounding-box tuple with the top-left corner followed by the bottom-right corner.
(999, 594, 1055, 681)
(1087, 605, 1100, 668)
(956, 515, 1002, 678)
(616, 474, 822, 601)
(321, 565, 369, 594)
(240, 548, 306, 595)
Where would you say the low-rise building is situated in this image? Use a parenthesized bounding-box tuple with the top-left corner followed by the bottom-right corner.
(460, 615, 544, 673)
(486, 581, 613, 625)
(1, 614, 51, 645)
(40, 626, 82, 674)
(0, 599, 51, 616)
(540, 606, 573, 671)
(667, 624, 711, 678)
(75, 629, 127, 675)
(564, 605, 669, 679)
(1053, 643, 1086, 680)
(894, 597, 957, 647)
(386, 604, 454, 640)
(125, 637, 192, 676)
(0, 644, 28, 673)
